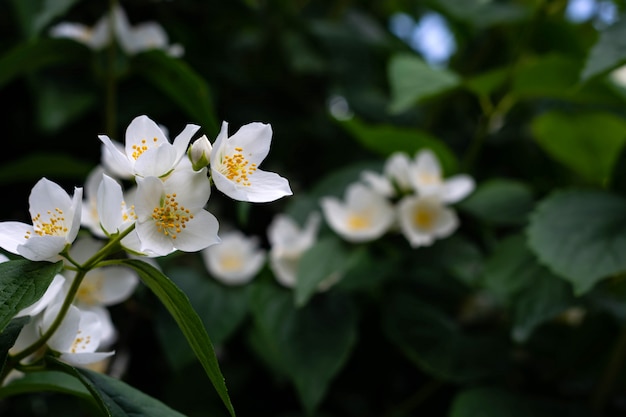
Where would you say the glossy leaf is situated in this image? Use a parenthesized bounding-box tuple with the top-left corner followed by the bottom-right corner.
(527, 189, 626, 295)
(0, 317, 29, 376)
(120, 259, 235, 417)
(581, 18, 626, 81)
(250, 280, 357, 414)
(387, 53, 460, 113)
(531, 111, 626, 184)
(339, 117, 458, 174)
(131, 51, 219, 136)
(458, 178, 534, 225)
(0, 370, 92, 402)
(0, 260, 62, 333)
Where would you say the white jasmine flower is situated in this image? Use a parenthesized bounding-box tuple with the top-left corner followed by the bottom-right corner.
(81, 166, 107, 238)
(49, 14, 111, 50)
(42, 303, 114, 366)
(397, 195, 459, 248)
(0, 178, 82, 262)
(320, 183, 395, 243)
(267, 213, 337, 290)
(99, 115, 200, 179)
(132, 168, 220, 257)
(384, 152, 413, 193)
(201, 230, 265, 285)
(409, 149, 474, 203)
(210, 121, 292, 203)
(111, 5, 184, 57)
(97, 174, 137, 235)
(360, 170, 395, 198)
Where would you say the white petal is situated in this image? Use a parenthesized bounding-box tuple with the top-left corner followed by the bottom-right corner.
(136, 220, 176, 256)
(213, 169, 292, 203)
(164, 168, 211, 209)
(134, 176, 164, 220)
(99, 136, 134, 178)
(173, 210, 221, 253)
(59, 351, 115, 367)
(90, 266, 138, 306)
(18, 235, 66, 262)
(44, 304, 81, 353)
(124, 115, 168, 158)
(442, 175, 475, 204)
(226, 122, 272, 165)
(172, 123, 200, 161)
(0, 222, 32, 255)
(97, 175, 126, 234)
(133, 145, 178, 178)
(15, 274, 65, 318)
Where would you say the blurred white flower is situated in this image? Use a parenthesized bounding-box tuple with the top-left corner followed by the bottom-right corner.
(0, 178, 82, 262)
(409, 149, 474, 203)
(397, 195, 458, 247)
(99, 115, 199, 179)
(267, 213, 338, 290)
(49, 5, 184, 57)
(210, 121, 292, 203)
(360, 170, 395, 198)
(201, 230, 265, 285)
(384, 152, 413, 193)
(320, 182, 395, 243)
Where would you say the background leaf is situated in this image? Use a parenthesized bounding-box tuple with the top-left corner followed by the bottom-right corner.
(581, 18, 626, 81)
(527, 189, 626, 295)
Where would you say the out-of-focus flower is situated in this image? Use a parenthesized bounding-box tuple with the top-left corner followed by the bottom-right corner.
(42, 303, 114, 366)
(49, 5, 184, 57)
(384, 152, 413, 193)
(210, 121, 292, 203)
(267, 213, 338, 290)
(320, 183, 395, 243)
(409, 149, 474, 203)
(131, 168, 219, 257)
(397, 195, 458, 247)
(99, 115, 199, 179)
(360, 170, 395, 198)
(201, 230, 265, 285)
(188, 135, 213, 171)
(0, 178, 82, 262)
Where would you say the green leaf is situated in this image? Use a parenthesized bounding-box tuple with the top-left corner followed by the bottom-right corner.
(131, 51, 219, 136)
(0, 317, 29, 376)
(0, 38, 90, 90)
(0, 259, 63, 333)
(527, 189, 626, 295)
(387, 53, 460, 113)
(339, 117, 458, 174)
(154, 267, 249, 371)
(458, 178, 534, 225)
(9, 0, 81, 38)
(383, 293, 509, 382)
(120, 259, 235, 417)
(463, 67, 508, 96)
(295, 236, 357, 307)
(581, 18, 626, 81)
(249, 280, 357, 414)
(0, 153, 94, 185)
(531, 111, 626, 185)
(450, 387, 591, 417)
(49, 358, 187, 417)
(431, 0, 530, 29)
(482, 235, 574, 342)
(0, 370, 92, 402)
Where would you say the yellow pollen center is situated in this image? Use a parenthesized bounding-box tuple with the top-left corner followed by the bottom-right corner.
(347, 214, 370, 230)
(220, 147, 257, 187)
(121, 201, 137, 222)
(418, 172, 442, 185)
(219, 254, 244, 271)
(131, 137, 159, 160)
(413, 208, 435, 229)
(151, 193, 193, 240)
(70, 330, 92, 354)
(26, 208, 68, 239)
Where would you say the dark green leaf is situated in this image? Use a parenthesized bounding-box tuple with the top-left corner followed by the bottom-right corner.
(131, 51, 219, 136)
(458, 178, 534, 225)
(431, 0, 530, 28)
(482, 235, 574, 342)
(49, 358, 187, 417)
(531, 111, 626, 185)
(0, 260, 62, 333)
(388, 54, 460, 113)
(527, 189, 626, 295)
(383, 293, 509, 382)
(154, 267, 249, 371)
(450, 387, 591, 417)
(0, 153, 94, 185)
(0, 317, 29, 376)
(339, 117, 458, 174)
(250, 280, 357, 414)
(120, 259, 235, 417)
(0, 370, 92, 402)
(0, 38, 90, 89)
(581, 19, 626, 81)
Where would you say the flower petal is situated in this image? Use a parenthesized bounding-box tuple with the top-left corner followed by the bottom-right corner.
(173, 210, 220, 253)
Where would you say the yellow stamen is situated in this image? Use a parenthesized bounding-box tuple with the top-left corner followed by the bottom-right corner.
(219, 148, 257, 187)
(151, 193, 192, 239)
(30, 207, 68, 237)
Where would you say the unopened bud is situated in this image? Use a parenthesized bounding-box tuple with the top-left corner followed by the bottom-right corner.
(188, 135, 212, 171)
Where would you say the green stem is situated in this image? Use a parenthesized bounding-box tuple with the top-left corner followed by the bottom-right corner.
(4, 225, 135, 373)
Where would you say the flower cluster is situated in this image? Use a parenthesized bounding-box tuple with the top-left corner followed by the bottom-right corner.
(0, 114, 291, 369)
(321, 149, 475, 247)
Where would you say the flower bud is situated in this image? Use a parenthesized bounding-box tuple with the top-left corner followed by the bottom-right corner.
(188, 135, 212, 171)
